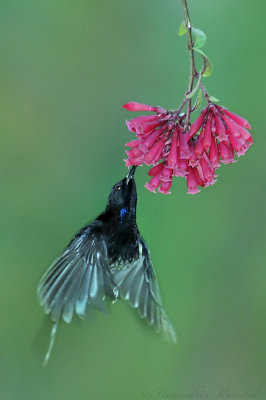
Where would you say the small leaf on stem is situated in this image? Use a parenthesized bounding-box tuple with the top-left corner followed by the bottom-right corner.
(192, 27, 207, 49)
(194, 48, 213, 77)
(178, 20, 187, 37)
(209, 96, 219, 103)
(192, 90, 202, 112)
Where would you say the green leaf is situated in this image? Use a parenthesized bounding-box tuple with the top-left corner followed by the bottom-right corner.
(202, 57, 213, 77)
(187, 75, 201, 99)
(192, 27, 207, 49)
(194, 48, 213, 77)
(178, 20, 187, 37)
(192, 90, 202, 111)
(209, 96, 219, 103)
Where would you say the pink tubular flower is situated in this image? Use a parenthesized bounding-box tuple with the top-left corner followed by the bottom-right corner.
(186, 103, 253, 164)
(182, 103, 252, 194)
(123, 101, 191, 194)
(186, 167, 200, 195)
(122, 101, 165, 113)
(123, 101, 252, 195)
(145, 163, 173, 194)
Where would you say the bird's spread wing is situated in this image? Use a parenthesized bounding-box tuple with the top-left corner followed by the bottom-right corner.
(111, 239, 177, 343)
(38, 221, 116, 325)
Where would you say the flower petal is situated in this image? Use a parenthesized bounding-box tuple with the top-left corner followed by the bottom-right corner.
(218, 142, 235, 164)
(166, 129, 178, 169)
(186, 167, 200, 194)
(209, 136, 220, 168)
(186, 108, 207, 141)
(144, 139, 165, 165)
(145, 173, 161, 193)
(160, 166, 173, 182)
(123, 102, 157, 112)
(179, 129, 192, 159)
(203, 115, 212, 152)
(148, 163, 164, 176)
(219, 106, 251, 130)
(158, 180, 172, 194)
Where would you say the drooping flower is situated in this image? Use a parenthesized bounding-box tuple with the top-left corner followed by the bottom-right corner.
(123, 101, 192, 194)
(145, 163, 174, 194)
(186, 104, 252, 162)
(182, 103, 253, 194)
(123, 101, 252, 195)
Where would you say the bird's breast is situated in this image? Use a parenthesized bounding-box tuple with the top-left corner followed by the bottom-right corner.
(106, 230, 140, 271)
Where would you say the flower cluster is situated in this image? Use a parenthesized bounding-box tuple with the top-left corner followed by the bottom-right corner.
(184, 103, 253, 193)
(123, 102, 191, 194)
(123, 101, 252, 194)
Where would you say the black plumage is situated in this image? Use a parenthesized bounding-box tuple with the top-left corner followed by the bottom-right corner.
(38, 166, 176, 365)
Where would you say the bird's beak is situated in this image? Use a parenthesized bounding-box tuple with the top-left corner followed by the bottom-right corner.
(126, 166, 137, 184)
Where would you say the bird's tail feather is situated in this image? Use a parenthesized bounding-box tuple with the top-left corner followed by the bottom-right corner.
(43, 321, 58, 367)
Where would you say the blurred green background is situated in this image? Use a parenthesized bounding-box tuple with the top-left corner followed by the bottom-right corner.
(0, 0, 265, 399)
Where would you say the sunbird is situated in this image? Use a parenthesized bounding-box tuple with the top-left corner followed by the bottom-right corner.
(38, 166, 176, 365)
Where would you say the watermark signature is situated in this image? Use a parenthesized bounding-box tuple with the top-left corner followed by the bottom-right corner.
(141, 387, 264, 399)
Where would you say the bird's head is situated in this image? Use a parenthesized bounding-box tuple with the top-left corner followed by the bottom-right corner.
(106, 166, 137, 218)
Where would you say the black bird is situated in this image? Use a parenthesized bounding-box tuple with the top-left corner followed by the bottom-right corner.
(38, 166, 176, 365)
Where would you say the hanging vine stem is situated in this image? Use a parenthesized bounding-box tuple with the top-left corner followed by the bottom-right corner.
(200, 81, 211, 102)
(181, 0, 199, 130)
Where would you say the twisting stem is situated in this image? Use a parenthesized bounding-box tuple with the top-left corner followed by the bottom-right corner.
(176, 96, 188, 115)
(181, 0, 198, 129)
(182, 0, 197, 87)
(200, 81, 210, 102)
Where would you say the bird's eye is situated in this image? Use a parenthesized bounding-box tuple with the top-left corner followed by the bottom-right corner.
(115, 185, 121, 191)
